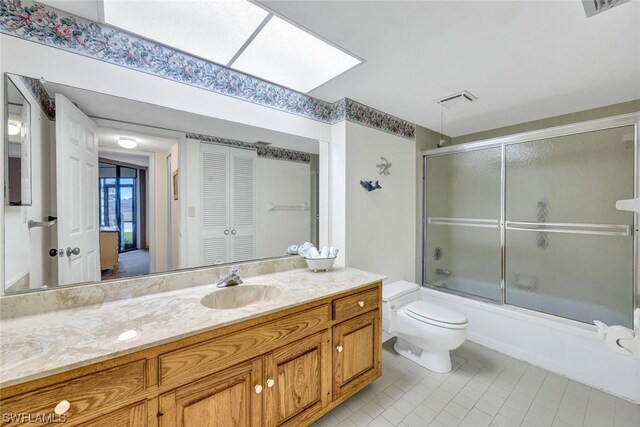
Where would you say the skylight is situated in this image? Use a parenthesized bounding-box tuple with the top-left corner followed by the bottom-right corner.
(101, 0, 361, 93)
(231, 16, 362, 93)
(102, 0, 269, 65)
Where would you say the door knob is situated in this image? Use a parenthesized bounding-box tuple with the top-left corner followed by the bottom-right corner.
(255, 384, 263, 394)
(357, 300, 365, 307)
(336, 345, 343, 353)
(66, 247, 80, 257)
(266, 378, 275, 388)
(224, 230, 229, 235)
(49, 248, 58, 257)
(231, 229, 237, 235)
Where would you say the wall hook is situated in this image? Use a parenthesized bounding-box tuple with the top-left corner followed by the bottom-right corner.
(360, 180, 382, 192)
(376, 157, 392, 175)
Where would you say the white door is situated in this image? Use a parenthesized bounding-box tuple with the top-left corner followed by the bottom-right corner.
(55, 94, 100, 285)
(200, 143, 230, 265)
(229, 148, 256, 262)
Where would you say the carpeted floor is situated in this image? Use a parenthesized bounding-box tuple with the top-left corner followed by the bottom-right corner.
(101, 249, 149, 280)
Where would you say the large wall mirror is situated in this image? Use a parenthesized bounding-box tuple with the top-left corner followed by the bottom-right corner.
(3, 73, 320, 294)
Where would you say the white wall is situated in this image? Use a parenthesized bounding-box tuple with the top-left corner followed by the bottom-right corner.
(98, 152, 149, 168)
(153, 152, 168, 273)
(183, 138, 201, 268)
(256, 158, 311, 258)
(169, 143, 179, 270)
(344, 122, 416, 283)
(328, 122, 347, 267)
(4, 76, 53, 290)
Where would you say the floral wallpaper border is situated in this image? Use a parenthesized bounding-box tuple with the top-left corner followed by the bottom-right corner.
(342, 98, 415, 140)
(1, 1, 415, 140)
(19, 75, 55, 120)
(256, 145, 311, 164)
(186, 133, 311, 164)
(186, 133, 255, 150)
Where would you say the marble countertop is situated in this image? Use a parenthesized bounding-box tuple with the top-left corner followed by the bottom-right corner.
(0, 267, 384, 388)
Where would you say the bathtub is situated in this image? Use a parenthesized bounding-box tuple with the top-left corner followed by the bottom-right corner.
(431, 278, 629, 327)
(420, 284, 640, 403)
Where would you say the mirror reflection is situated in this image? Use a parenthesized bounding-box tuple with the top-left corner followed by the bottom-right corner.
(3, 73, 319, 294)
(5, 76, 31, 207)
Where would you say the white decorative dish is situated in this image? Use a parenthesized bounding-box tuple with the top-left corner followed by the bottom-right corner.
(304, 257, 336, 272)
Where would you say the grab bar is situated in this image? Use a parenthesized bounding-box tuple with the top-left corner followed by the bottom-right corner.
(427, 217, 500, 228)
(505, 221, 632, 237)
(28, 216, 57, 229)
(267, 203, 309, 212)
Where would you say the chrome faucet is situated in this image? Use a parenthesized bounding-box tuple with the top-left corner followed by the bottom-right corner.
(217, 266, 243, 288)
(435, 268, 450, 277)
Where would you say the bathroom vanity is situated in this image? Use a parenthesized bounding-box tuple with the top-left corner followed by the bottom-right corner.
(0, 265, 384, 426)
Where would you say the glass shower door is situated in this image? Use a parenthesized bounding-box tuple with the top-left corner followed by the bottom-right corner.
(504, 126, 636, 327)
(424, 147, 502, 301)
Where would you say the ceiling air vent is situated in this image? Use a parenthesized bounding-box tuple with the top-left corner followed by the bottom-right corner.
(583, 0, 631, 18)
(436, 91, 477, 109)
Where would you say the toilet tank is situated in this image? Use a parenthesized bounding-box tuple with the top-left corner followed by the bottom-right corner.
(382, 281, 421, 333)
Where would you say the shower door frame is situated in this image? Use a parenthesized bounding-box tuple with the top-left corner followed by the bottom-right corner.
(422, 112, 640, 328)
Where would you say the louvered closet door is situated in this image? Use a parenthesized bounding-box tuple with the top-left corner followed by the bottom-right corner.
(200, 143, 230, 266)
(229, 148, 256, 262)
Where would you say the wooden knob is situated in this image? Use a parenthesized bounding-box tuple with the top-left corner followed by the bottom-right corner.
(255, 384, 263, 394)
(357, 300, 365, 307)
(267, 379, 275, 388)
(336, 345, 343, 353)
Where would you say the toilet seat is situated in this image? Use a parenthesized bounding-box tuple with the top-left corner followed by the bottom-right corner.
(403, 301, 468, 329)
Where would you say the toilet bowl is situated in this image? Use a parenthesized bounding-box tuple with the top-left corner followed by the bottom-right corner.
(382, 281, 468, 373)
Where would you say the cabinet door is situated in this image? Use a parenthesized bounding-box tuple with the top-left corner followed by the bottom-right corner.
(264, 331, 331, 427)
(333, 310, 381, 399)
(75, 400, 146, 427)
(159, 358, 262, 427)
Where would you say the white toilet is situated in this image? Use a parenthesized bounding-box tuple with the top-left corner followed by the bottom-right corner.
(382, 281, 469, 373)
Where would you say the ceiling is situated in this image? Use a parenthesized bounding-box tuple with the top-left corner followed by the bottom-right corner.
(41, 81, 320, 154)
(261, 0, 640, 137)
(39, 1, 640, 137)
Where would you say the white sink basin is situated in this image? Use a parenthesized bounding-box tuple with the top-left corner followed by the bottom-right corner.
(200, 285, 282, 310)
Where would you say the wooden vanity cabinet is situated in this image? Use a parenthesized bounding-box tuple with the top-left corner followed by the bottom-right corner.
(0, 282, 382, 427)
(159, 331, 331, 427)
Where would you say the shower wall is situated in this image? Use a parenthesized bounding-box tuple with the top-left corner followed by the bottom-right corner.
(424, 123, 637, 328)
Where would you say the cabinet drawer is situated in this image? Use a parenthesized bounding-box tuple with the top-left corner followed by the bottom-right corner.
(159, 304, 330, 387)
(0, 360, 146, 426)
(332, 287, 379, 322)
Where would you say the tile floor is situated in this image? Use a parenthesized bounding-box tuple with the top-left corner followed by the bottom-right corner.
(313, 340, 640, 427)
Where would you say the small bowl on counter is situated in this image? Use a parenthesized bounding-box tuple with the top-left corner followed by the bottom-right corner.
(304, 257, 336, 272)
